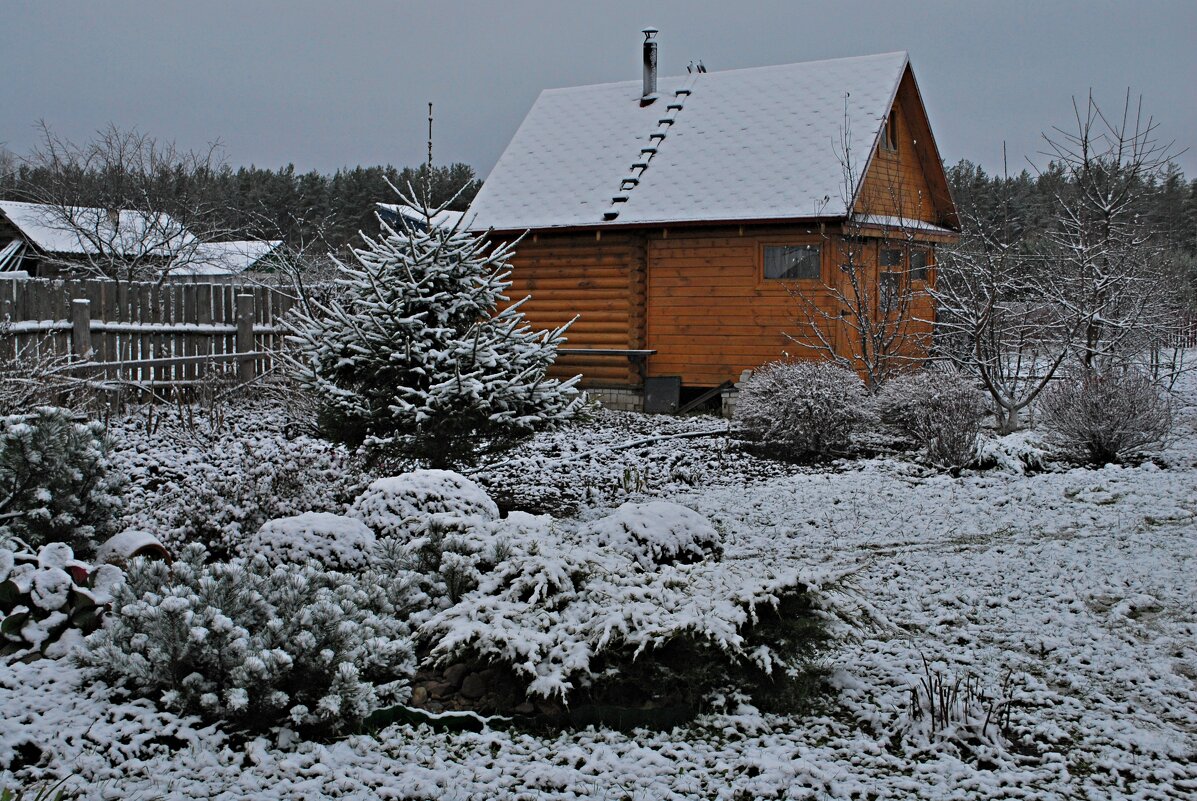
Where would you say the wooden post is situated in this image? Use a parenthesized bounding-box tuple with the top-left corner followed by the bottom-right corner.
(71, 299, 93, 361)
(236, 293, 255, 383)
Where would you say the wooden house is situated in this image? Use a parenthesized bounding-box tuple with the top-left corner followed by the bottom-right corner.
(466, 36, 958, 412)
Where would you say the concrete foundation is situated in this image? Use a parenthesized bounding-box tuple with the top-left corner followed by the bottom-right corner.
(586, 386, 645, 413)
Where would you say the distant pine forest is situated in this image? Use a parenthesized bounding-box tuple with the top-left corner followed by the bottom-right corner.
(2, 146, 1193, 268)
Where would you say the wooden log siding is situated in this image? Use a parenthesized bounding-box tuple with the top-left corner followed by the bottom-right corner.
(647, 230, 833, 387)
(0, 277, 295, 385)
(497, 224, 938, 390)
(500, 233, 642, 386)
(857, 70, 952, 226)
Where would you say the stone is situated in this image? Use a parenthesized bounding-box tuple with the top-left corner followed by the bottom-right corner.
(428, 681, 454, 700)
(513, 701, 535, 715)
(442, 662, 470, 688)
(459, 672, 488, 700)
(410, 686, 429, 706)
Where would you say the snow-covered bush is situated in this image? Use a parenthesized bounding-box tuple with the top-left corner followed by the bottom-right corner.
(353, 472, 508, 606)
(80, 545, 416, 736)
(420, 512, 831, 711)
(0, 541, 121, 660)
(349, 470, 499, 540)
(734, 361, 869, 459)
(161, 435, 360, 560)
(0, 407, 123, 556)
(241, 512, 375, 572)
(876, 370, 990, 469)
(1038, 369, 1171, 464)
(285, 194, 583, 468)
(581, 501, 720, 568)
(975, 431, 1051, 475)
(373, 514, 510, 607)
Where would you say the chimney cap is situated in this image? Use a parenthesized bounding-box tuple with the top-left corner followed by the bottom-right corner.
(642, 27, 658, 40)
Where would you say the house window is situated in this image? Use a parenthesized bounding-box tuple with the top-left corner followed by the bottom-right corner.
(910, 248, 930, 282)
(764, 244, 821, 280)
(880, 248, 903, 268)
(880, 270, 902, 308)
(880, 113, 898, 153)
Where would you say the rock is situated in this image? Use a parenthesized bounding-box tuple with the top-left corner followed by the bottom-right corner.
(443, 662, 470, 688)
(513, 701, 535, 715)
(535, 698, 564, 717)
(428, 681, 454, 700)
(410, 686, 429, 706)
(459, 672, 488, 700)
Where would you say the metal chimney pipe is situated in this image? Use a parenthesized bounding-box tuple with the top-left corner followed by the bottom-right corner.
(641, 27, 659, 101)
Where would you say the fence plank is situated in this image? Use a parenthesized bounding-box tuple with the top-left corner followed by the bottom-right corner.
(0, 277, 298, 389)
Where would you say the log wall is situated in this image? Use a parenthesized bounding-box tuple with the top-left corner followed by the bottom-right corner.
(500, 224, 940, 389)
(499, 231, 644, 386)
(858, 95, 937, 221)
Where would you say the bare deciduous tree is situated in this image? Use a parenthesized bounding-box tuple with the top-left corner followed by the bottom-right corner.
(932, 160, 1073, 433)
(786, 110, 932, 391)
(15, 122, 230, 282)
(935, 93, 1188, 432)
(1041, 92, 1182, 370)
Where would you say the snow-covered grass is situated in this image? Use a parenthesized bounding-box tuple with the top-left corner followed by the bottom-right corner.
(3, 378, 1197, 798)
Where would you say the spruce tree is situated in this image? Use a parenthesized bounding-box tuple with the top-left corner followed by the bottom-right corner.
(286, 190, 582, 467)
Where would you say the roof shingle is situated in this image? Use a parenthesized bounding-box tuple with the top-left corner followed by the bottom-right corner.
(467, 51, 909, 232)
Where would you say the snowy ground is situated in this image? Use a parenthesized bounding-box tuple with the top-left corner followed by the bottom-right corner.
(3, 385, 1196, 799)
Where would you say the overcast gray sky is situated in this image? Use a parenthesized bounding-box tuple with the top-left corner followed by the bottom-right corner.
(3, 0, 1195, 180)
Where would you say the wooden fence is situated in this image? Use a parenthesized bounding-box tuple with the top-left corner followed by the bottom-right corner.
(0, 276, 298, 388)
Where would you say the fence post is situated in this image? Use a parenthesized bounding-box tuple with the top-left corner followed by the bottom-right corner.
(71, 299, 93, 361)
(236, 293, 255, 383)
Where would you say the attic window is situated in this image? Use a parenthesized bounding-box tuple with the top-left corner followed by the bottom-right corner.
(764, 244, 821, 280)
(880, 112, 898, 152)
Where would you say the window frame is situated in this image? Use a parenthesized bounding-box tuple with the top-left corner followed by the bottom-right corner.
(879, 112, 899, 154)
(760, 242, 823, 283)
(909, 246, 932, 283)
(877, 244, 935, 291)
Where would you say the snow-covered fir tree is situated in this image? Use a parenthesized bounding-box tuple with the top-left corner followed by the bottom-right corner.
(286, 190, 583, 467)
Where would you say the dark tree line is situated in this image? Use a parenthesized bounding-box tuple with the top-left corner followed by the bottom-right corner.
(0, 136, 480, 257)
(946, 159, 1197, 257)
(189, 161, 481, 251)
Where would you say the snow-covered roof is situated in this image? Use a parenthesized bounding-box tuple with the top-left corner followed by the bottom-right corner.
(467, 52, 911, 232)
(376, 203, 466, 231)
(0, 200, 197, 256)
(853, 214, 957, 236)
(169, 239, 284, 276)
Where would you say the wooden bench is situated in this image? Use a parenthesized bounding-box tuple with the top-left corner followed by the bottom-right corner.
(556, 348, 656, 380)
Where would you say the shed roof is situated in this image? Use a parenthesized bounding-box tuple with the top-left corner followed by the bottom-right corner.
(467, 51, 917, 232)
(376, 203, 465, 232)
(169, 239, 284, 276)
(0, 200, 196, 256)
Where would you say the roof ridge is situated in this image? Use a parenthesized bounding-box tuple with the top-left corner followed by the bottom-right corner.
(602, 75, 700, 222)
(540, 51, 908, 94)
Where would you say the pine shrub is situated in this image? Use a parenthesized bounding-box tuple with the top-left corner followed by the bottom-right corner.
(240, 512, 376, 572)
(286, 195, 583, 468)
(734, 361, 869, 460)
(1038, 369, 1171, 464)
(163, 435, 358, 561)
(420, 510, 832, 713)
(80, 545, 417, 736)
(580, 500, 721, 568)
(349, 470, 499, 540)
(876, 370, 990, 469)
(0, 408, 123, 556)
